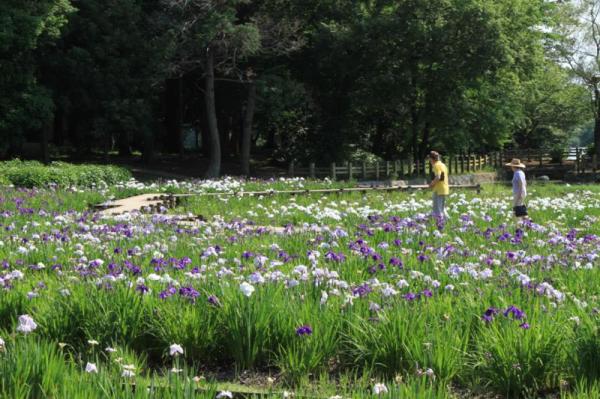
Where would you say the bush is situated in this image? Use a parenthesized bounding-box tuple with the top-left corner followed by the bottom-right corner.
(349, 148, 384, 164)
(549, 146, 565, 163)
(0, 159, 131, 188)
(588, 143, 596, 158)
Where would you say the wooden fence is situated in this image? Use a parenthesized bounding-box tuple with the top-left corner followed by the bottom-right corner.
(288, 154, 496, 180)
(287, 148, 597, 180)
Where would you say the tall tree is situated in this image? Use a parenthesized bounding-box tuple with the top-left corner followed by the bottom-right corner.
(553, 0, 600, 161)
(0, 0, 74, 157)
(513, 62, 590, 149)
(294, 0, 553, 161)
(162, 0, 261, 177)
(41, 0, 166, 159)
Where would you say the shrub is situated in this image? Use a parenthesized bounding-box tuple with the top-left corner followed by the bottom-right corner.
(0, 159, 131, 187)
(549, 146, 565, 163)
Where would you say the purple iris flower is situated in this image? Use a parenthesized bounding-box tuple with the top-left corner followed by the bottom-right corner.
(403, 292, 417, 301)
(296, 325, 313, 336)
(208, 295, 221, 307)
(352, 283, 372, 297)
(389, 257, 403, 268)
(326, 251, 346, 262)
(179, 286, 200, 302)
(159, 286, 177, 300)
(481, 307, 499, 323)
(371, 253, 382, 261)
(503, 305, 526, 320)
(136, 284, 149, 294)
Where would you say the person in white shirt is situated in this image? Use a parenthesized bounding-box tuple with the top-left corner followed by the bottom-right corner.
(506, 158, 527, 219)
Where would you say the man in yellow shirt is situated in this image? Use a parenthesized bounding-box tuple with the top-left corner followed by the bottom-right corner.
(427, 151, 449, 219)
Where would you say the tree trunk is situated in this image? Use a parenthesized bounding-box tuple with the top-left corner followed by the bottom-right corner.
(595, 90, 600, 162)
(420, 122, 431, 159)
(142, 130, 155, 164)
(410, 106, 419, 169)
(53, 109, 65, 146)
(165, 78, 183, 155)
(117, 131, 131, 156)
(241, 83, 256, 176)
(41, 119, 51, 165)
(204, 47, 221, 178)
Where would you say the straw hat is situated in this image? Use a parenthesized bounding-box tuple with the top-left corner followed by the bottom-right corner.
(505, 158, 526, 168)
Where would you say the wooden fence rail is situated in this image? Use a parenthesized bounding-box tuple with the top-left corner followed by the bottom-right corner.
(288, 154, 494, 180)
(288, 148, 593, 180)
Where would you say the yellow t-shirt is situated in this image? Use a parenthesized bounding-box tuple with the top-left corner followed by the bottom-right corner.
(432, 161, 449, 196)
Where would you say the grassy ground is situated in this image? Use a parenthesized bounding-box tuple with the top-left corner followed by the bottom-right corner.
(1, 180, 600, 398)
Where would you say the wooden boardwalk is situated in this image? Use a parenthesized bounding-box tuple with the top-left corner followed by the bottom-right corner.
(94, 184, 482, 217)
(95, 193, 168, 216)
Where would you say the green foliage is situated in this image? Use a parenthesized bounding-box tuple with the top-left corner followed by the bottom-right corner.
(0, 0, 74, 145)
(40, 0, 166, 155)
(2, 183, 600, 396)
(0, 0, 593, 171)
(0, 337, 217, 398)
(468, 310, 569, 397)
(292, 0, 561, 160)
(0, 160, 131, 187)
(513, 62, 591, 149)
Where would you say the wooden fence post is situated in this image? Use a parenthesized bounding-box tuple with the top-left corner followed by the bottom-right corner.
(288, 161, 295, 177)
(460, 153, 464, 173)
(309, 163, 315, 179)
(393, 161, 399, 177)
(400, 159, 405, 177)
(331, 162, 336, 180)
(362, 162, 367, 179)
(538, 150, 543, 167)
(348, 162, 353, 180)
(448, 155, 453, 174)
(575, 148, 580, 174)
(375, 162, 380, 180)
(385, 161, 391, 177)
(415, 158, 420, 177)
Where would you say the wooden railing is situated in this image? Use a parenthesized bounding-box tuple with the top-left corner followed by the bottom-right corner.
(288, 148, 597, 180)
(288, 154, 494, 180)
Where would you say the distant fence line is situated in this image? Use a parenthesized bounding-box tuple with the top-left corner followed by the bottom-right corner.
(288, 148, 596, 180)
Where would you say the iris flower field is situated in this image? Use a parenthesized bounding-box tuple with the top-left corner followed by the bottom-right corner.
(1, 178, 600, 398)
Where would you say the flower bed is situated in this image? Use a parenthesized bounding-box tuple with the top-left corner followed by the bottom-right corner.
(0, 180, 599, 398)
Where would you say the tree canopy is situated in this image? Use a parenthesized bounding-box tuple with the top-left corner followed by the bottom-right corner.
(0, 0, 593, 175)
